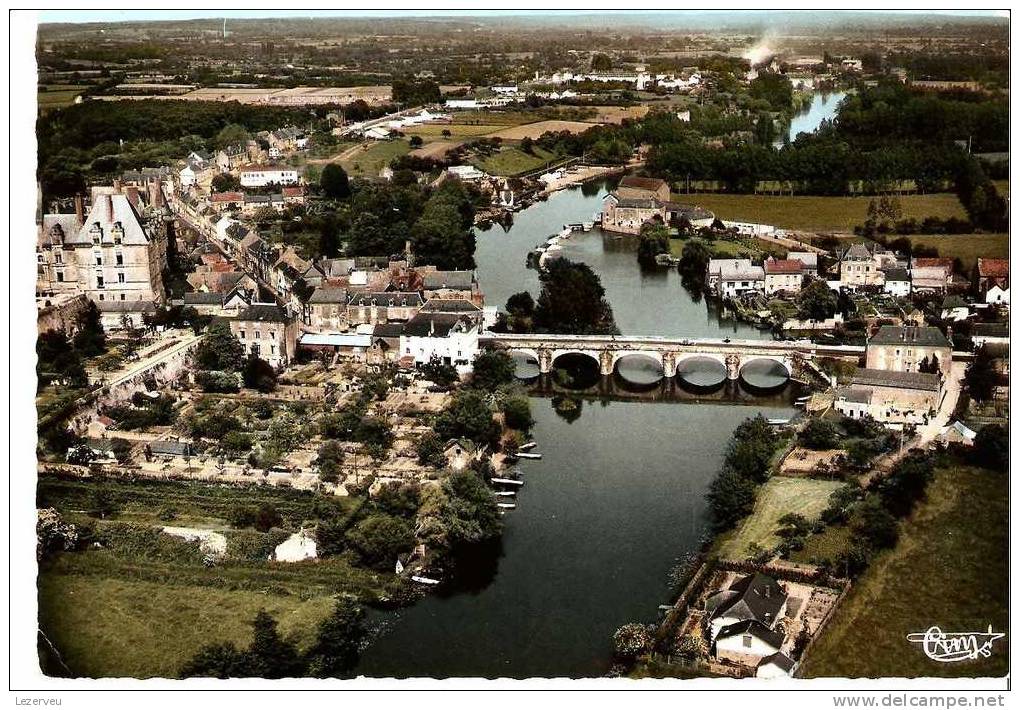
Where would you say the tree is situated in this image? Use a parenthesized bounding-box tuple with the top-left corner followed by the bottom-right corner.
(504, 291, 536, 333)
(439, 469, 502, 547)
(305, 599, 368, 678)
(964, 345, 997, 402)
(214, 123, 251, 149)
(853, 498, 899, 550)
(591, 53, 613, 71)
(470, 351, 517, 390)
(679, 238, 711, 277)
(878, 451, 935, 517)
(180, 642, 250, 679)
(320, 163, 351, 200)
(194, 322, 245, 372)
(72, 301, 106, 357)
(315, 441, 346, 483)
(242, 356, 277, 393)
(534, 259, 617, 335)
(612, 623, 651, 661)
(637, 223, 670, 265)
(247, 610, 303, 679)
(416, 432, 447, 468)
(501, 395, 534, 433)
(254, 504, 283, 533)
(66, 444, 97, 466)
(409, 135, 423, 148)
(211, 172, 241, 193)
(420, 354, 458, 387)
(796, 280, 838, 321)
(435, 390, 499, 446)
(799, 418, 840, 450)
(973, 423, 1007, 473)
(707, 468, 757, 531)
(676, 633, 707, 663)
(345, 513, 414, 569)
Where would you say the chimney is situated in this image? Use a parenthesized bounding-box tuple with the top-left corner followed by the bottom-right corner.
(125, 186, 140, 209)
(113, 178, 122, 193)
(105, 193, 114, 218)
(152, 179, 164, 208)
(74, 194, 84, 224)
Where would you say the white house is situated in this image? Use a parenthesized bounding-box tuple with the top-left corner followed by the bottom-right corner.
(364, 126, 391, 140)
(239, 166, 300, 188)
(707, 259, 765, 298)
(399, 313, 480, 374)
(714, 620, 785, 665)
(705, 572, 788, 642)
(446, 99, 480, 110)
(447, 165, 486, 181)
(882, 268, 912, 298)
(986, 284, 1010, 306)
(756, 652, 797, 678)
(179, 163, 197, 188)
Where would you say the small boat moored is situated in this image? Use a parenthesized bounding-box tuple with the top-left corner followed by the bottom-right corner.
(515, 452, 543, 460)
(490, 477, 525, 487)
(411, 575, 441, 585)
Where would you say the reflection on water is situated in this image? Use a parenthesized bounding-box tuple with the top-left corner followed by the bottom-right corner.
(778, 91, 848, 146)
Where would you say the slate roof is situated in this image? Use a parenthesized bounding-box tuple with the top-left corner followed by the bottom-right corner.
(182, 292, 225, 305)
(70, 193, 150, 246)
(883, 267, 910, 282)
(716, 620, 784, 649)
(148, 440, 195, 457)
(423, 270, 475, 290)
(758, 652, 796, 673)
(235, 304, 290, 323)
(308, 288, 348, 304)
(841, 243, 873, 260)
(868, 325, 951, 348)
(39, 214, 83, 247)
(836, 387, 873, 404)
(348, 292, 423, 308)
(851, 368, 941, 392)
(401, 312, 474, 338)
(420, 298, 482, 313)
(972, 322, 1009, 339)
(96, 299, 157, 313)
(705, 573, 786, 625)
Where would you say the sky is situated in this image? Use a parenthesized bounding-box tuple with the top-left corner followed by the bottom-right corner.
(38, 9, 1007, 24)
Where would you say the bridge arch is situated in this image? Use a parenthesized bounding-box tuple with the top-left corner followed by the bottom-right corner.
(739, 355, 793, 377)
(612, 351, 665, 383)
(505, 348, 542, 378)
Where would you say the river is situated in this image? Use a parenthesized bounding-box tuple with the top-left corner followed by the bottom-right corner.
(780, 90, 848, 146)
(356, 181, 796, 678)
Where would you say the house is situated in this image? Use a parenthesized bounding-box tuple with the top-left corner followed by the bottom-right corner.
(229, 303, 298, 368)
(37, 187, 169, 306)
(216, 144, 250, 172)
(707, 259, 765, 298)
(838, 243, 885, 289)
(615, 176, 671, 202)
(865, 325, 952, 377)
(910, 257, 954, 294)
(364, 126, 391, 140)
(298, 331, 373, 361)
(209, 191, 245, 212)
(882, 267, 912, 298)
(940, 420, 977, 446)
(939, 295, 971, 322)
(601, 193, 714, 235)
(971, 322, 1009, 348)
(443, 438, 486, 471)
(421, 270, 483, 305)
(307, 288, 349, 332)
(834, 368, 942, 425)
(704, 572, 788, 642)
(786, 251, 818, 277)
(756, 652, 797, 679)
(239, 165, 300, 188)
(975, 258, 1009, 305)
(399, 312, 480, 373)
(145, 439, 196, 461)
(715, 621, 785, 666)
(419, 298, 484, 323)
(763, 258, 805, 295)
(347, 292, 423, 325)
(447, 165, 486, 181)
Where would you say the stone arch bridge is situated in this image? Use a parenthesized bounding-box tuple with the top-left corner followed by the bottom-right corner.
(478, 333, 865, 380)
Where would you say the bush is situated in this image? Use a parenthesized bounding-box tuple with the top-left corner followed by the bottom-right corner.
(612, 623, 652, 661)
(242, 357, 277, 393)
(973, 423, 1007, 473)
(195, 370, 240, 394)
(345, 513, 414, 570)
(799, 419, 840, 450)
(501, 396, 534, 433)
(416, 432, 446, 468)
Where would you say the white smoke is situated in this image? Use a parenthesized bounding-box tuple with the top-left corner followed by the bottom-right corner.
(742, 31, 778, 67)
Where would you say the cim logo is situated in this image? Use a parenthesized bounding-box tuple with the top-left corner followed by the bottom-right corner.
(907, 626, 1005, 663)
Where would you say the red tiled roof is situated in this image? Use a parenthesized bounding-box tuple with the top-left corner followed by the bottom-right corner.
(281, 186, 305, 197)
(211, 191, 244, 202)
(912, 257, 954, 268)
(978, 258, 1009, 278)
(765, 259, 804, 275)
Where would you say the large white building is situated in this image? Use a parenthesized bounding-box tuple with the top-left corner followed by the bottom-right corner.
(239, 166, 300, 189)
(399, 313, 480, 374)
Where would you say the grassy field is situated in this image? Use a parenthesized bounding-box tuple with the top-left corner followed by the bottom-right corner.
(678, 193, 969, 233)
(403, 123, 505, 138)
(800, 465, 1008, 679)
(668, 236, 784, 260)
(37, 84, 87, 112)
(39, 568, 335, 678)
(340, 139, 411, 176)
(471, 146, 559, 176)
(719, 477, 843, 560)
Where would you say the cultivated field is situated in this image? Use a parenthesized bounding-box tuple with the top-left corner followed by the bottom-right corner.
(403, 123, 505, 138)
(485, 120, 599, 141)
(470, 146, 560, 176)
(719, 476, 844, 560)
(410, 140, 463, 160)
(586, 105, 650, 124)
(800, 466, 1008, 678)
(37, 84, 87, 112)
(675, 192, 969, 233)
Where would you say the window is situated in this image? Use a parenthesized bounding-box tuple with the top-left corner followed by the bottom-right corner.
(270, 331, 276, 340)
(37, 253, 43, 263)
(118, 273, 125, 283)
(255, 331, 261, 340)
(270, 344, 276, 354)
(98, 294, 105, 301)
(120, 294, 125, 301)
(96, 276, 104, 288)
(743, 635, 753, 649)
(95, 255, 103, 266)
(239, 331, 245, 340)
(55, 252, 62, 264)
(56, 272, 64, 282)
(115, 253, 123, 266)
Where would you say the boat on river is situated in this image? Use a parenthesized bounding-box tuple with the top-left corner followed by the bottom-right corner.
(767, 418, 791, 426)
(515, 452, 543, 460)
(494, 491, 516, 497)
(519, 441, 538, 451)
(491, 477, 525, 487)
(497, 502, 517, 510)
(411, 575, 441, 585)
